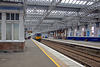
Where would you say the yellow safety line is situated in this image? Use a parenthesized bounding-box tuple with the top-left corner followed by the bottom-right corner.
(31, 39, 60, 67)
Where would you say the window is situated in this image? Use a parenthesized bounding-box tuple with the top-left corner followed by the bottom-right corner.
(6, 13, 10, 20)
(74, 29, 77, 36)
(16, 13, 19, 20)
(0, 23, 1, 40)
(82, 28, 84, 31)
(91, 26, 94, 36)
(82, 28, 84, 36)
(13, 23, 19, 40)
(11, 13, 14, 20)
(0, 13, 1, 20)
(91, 26, 94, 33)
(6, 23, 12, 40)
(6, 13, 19, 20)
(6, 23, 19, 40)
(69, 29, 71, 36)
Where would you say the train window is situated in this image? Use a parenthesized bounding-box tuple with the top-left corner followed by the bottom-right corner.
(6, 13, 10, 20)
(0, 13, 2, 20)
(11, 13, 14, 20)
(16, 13, 19, 20)
(0, 23, 1, 40)
(36, 34, 41, 36)
(6, 23, 12, 40)
(13, 23, 19, 40)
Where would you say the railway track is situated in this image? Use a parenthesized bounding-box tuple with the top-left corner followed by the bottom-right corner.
(41, 39, 100, 67)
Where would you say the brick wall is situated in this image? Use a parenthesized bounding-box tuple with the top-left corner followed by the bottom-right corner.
(0, 42, 25, 52)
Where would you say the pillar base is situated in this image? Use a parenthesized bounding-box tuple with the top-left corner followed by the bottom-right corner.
(0, 42, 25, 52)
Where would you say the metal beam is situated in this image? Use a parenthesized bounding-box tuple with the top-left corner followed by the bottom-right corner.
(27, 5, 80, 12)
(80, 1, 100, 16)
(32, 0, 62, 32)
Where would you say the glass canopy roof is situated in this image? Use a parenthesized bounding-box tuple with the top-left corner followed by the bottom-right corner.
(25, 0, 100, 32)
(27, 0, 95, 6)
(4, 0, 99, 32)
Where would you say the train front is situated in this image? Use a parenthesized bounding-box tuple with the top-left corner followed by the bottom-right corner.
(35, 33, 42, 42)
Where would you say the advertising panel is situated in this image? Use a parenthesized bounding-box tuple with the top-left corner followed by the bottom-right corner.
(87, 31, 90, 37)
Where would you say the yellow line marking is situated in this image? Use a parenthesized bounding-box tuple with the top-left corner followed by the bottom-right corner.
(31, 39, 60, 67)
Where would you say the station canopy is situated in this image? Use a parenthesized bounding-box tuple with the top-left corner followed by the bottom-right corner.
(4, 0, 100, 33)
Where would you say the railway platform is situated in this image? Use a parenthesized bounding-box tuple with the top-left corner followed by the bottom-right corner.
(0, 40, 57, 67)
(42, 38, 100, 49)
(0, 39, 84, 67)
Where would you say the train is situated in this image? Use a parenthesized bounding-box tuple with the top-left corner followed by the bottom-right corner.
(34, 33, 42, 42)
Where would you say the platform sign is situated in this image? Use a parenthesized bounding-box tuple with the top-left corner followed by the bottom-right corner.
(28, 31, 32, 33)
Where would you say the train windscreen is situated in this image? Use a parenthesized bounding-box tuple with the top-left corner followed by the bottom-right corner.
(36, 33, 41, 36)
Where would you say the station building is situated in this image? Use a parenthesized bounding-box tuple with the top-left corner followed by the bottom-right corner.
(0, 0, 25, 51)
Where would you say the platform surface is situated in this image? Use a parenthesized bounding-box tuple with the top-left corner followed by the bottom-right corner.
(42, 38, 100, 49)
(0, 40, 57, 67)
(34, 39, 84, 67)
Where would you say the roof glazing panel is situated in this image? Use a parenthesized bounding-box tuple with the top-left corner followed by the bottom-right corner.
(61, 0, 94, 5)
(27, 0, 52, 2)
